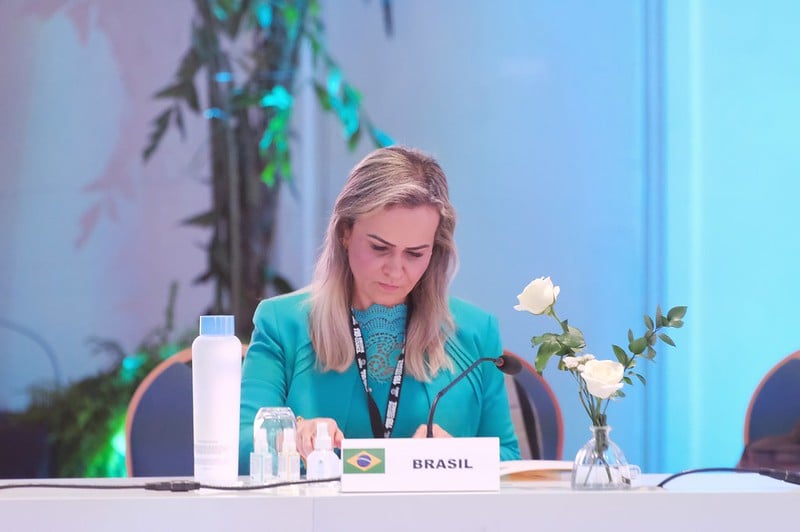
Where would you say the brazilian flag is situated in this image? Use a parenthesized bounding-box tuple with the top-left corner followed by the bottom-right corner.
(343, 448, 385, 474)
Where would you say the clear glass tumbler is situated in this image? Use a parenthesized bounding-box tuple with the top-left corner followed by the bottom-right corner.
(253, 406, 297, 477)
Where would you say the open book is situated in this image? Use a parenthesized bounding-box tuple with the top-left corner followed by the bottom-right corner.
(500, 460, 573, 481)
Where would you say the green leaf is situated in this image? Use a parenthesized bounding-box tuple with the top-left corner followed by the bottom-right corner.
(254, 1, 272, 28)
(534, 341, 561, 374)
(629, 337, 647, 355)
(635, 373, 647, 385)
(211, 2, 228, 22)
(327, 68, 343, 99)
(258, 128, 274, 152)
(532, 332, 558, 346)
(347, 124, 362, 150)
(279, 150, 292, 179)
(559, 329, 585, 350)
(538, 340, 562, 360)
(313, 83, 332, 110)
(645, 330, 657, 346)
(667, 306, 687, 321)
(644, 314, 654, 330)
(260, 85, 293, 110)
(655, 305, 667, 327)
(282, 4, 300, 28)
(368, 125, 394, 147)
(343, 83, 363, 107)
(623, 376, 632, 385)
(616, 390, 626, 398)
(627, 328, 634, 343)
(340, 106, 360, 139)
(308, 33, 322, 59)
(658, 333, 676, 347)
(612, 344, 628, 364)
(564, 320, 586, 347)
(261, 160, 277, 186)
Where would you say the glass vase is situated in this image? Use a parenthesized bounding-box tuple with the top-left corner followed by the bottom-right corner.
(571, 425, 635, 490)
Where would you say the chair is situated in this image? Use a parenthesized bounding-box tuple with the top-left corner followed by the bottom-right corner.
(125, 346, 247, 477)
(127, 345, 562, 475)
(125, 348, 194, 476)
(738, 349, 800, 468)
(503, 350, 564, 460)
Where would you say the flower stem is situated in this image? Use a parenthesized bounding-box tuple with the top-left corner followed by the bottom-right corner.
(549, 308, 569, 334)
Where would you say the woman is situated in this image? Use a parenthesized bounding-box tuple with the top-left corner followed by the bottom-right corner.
(238, 146, 519, 473)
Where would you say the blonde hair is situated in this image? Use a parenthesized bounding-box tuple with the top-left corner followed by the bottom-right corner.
(309, 146, 458, 380)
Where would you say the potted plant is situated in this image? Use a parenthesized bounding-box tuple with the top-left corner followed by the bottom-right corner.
(143, 0, 394, 337)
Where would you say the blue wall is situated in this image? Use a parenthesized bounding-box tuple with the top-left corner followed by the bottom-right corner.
(661, 0, 800, 471)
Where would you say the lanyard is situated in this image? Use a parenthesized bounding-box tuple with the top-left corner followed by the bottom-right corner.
(351, 312, 406, 438)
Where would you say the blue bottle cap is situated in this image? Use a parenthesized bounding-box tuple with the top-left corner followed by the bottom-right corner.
(199, 315, 235, 336)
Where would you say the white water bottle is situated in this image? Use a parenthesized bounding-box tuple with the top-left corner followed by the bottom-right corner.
(192, 315, 242, 485)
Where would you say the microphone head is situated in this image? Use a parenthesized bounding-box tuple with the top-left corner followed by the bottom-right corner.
(495, 354, 523, 375)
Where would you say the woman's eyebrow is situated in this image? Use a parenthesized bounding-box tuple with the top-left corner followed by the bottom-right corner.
(367, 233, 430, 251)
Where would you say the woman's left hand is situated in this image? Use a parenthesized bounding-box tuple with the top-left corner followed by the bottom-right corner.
(412, 423, 452, 438)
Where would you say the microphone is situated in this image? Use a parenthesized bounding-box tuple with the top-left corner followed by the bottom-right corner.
(426, 354, 523, 438)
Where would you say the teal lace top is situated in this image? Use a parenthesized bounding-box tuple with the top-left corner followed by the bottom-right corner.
(352, 303, 407, 418)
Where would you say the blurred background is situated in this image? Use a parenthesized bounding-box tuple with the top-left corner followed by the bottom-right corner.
(1, 0, 798, 477)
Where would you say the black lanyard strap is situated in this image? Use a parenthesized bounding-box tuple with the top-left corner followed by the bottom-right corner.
(351, 312, 406, 438)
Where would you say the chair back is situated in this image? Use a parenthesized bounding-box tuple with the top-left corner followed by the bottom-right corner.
(125, 348, 194, 477)
(743, 349, 800, 445)
(503, 350, 564, 460)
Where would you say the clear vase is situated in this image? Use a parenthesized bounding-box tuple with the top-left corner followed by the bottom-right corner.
(571, 425, 634, 490)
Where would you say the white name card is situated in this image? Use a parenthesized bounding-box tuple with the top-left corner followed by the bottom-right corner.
(339, 436, 499, 493)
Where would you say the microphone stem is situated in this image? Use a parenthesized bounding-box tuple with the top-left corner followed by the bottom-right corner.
(426, 357, 496, 438)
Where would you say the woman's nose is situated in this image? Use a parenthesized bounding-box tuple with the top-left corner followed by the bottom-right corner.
(383, 252, 402, 276)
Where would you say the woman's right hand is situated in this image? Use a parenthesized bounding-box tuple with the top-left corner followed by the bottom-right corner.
(295, 417, 344, 459)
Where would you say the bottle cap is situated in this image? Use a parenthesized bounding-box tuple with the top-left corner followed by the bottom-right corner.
(315, 422, 332, 450)
(199, 315, 234, 336)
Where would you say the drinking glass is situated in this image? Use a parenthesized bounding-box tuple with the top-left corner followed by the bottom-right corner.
(253, 406, 297, 477)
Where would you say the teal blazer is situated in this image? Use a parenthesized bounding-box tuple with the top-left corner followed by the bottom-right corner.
(238, 290, 520, 473)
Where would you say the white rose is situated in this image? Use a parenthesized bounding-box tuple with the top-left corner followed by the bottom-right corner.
(580, 359, 624, 399)
(563, 356, 579, 369)
(514, 276, 560, 315)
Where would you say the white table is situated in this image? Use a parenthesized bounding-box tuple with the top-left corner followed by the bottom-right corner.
(1, 473, 797, 531)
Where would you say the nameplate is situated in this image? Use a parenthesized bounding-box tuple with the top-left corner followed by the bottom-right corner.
(339, 437, 499, 492)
